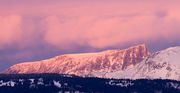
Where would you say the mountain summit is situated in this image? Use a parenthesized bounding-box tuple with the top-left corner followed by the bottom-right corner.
(5, 44, 149, 77)
(105, 46, 180, 80)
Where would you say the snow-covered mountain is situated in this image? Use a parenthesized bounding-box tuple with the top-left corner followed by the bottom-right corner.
(5, 44, 149, 76)
(4, 44, 180, 80)
(105, 46, 180, 80)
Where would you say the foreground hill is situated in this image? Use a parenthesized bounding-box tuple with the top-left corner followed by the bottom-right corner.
(0, 74, 179, 93)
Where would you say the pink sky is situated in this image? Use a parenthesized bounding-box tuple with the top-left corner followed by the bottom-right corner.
(0, 0, 179, 71)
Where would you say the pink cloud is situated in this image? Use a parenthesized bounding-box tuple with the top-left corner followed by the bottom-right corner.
(0, 15, 22, 48)
(42, 13, 180, 49)
(0, 15, 42, 49)
(0, 1, 179, 50)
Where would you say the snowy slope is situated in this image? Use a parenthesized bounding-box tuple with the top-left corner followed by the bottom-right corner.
(5, 44, 149, 77)
(5, 45, 180, 80)
(105, 46, 180, 80)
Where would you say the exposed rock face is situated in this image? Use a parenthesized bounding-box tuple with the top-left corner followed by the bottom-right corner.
(105, 46, 180, 80)
(5, 44, 149, 77)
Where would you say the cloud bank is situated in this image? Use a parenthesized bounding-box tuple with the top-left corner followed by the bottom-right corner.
(0, 13, 179, 49)
(0, 15, 22, 48)
(42, 13, 180, 49)
(0, 1, 179, 50)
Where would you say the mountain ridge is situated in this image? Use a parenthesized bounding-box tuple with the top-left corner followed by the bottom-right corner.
(5, 44, 149, 75)
(4, 44, 180, 80)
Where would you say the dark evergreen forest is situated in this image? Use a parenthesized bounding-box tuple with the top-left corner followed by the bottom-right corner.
(0, 74, 179, 93)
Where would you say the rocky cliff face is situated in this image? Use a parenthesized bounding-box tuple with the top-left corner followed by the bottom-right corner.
(105, 46, 180, 80)
(5, 44, 149, 77)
